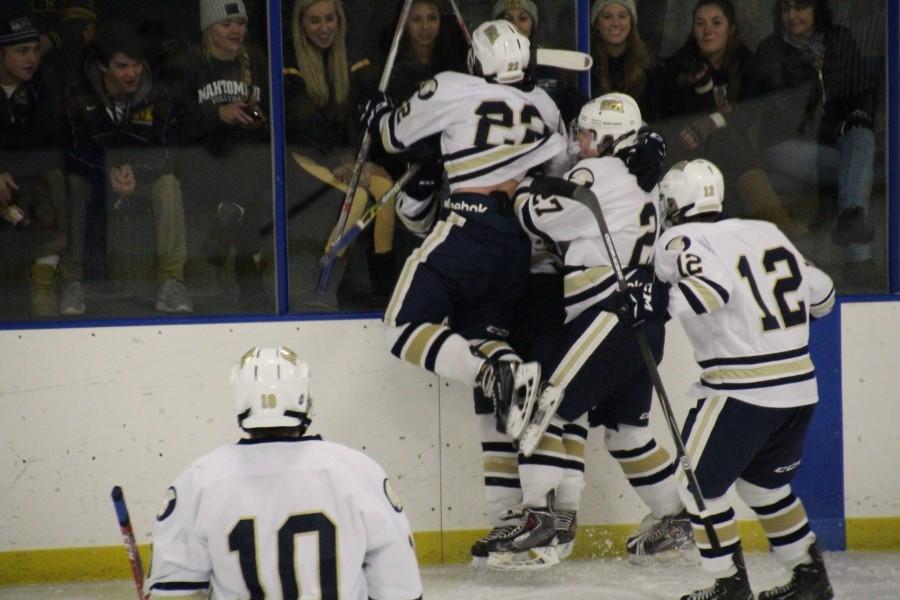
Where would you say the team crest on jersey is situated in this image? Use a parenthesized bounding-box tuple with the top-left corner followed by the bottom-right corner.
(383, 478, 404, 513)
(156, 486, 177, 521)
(567, 167, 594, 187)
(417, 78, 438, 100)
(666, 236, 691, 252)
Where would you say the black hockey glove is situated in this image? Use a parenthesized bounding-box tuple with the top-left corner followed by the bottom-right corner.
(617, 128, 667, 193)
(838, 109, 873, 137)
(358, 88, 394, 136)
(403, 159, 444, 201)
(610, 278, 670, 328)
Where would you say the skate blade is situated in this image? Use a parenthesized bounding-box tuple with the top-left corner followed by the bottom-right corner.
(627, 547, 699, 566)
(486, 546, 561, 570)
(518, 384, 564, 457)
(504, 362, 541, 440)
(556, 540, 574, 561)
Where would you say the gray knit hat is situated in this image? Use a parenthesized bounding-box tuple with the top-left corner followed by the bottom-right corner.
(200, 0, 248, 31)
(492, 0, 539, 30)
(590, 0, 638, 26)
(0, 15, 40, 48)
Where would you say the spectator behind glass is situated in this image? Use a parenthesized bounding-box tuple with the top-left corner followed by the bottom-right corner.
(493, 0, 585, 123)
(753, 0, 878, 285)
(661, 0, 806, 239)
(282, 0, 396, 311)
(163, 0, 271, 312)
(589, 0, 662, 121)
(39, 0, 97, 88)
(0, 13, 66, 319)
(63, 22, 191, 316)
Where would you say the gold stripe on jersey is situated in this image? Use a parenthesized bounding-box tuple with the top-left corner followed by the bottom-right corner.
(476, 340, 514, 359)
(562, 434, 586, 460)
(534, 433, 566, 456)
(549, 312, 617, 388)
(680, 396, 727, 485)
(693, 519, 740, 550)
(399, 324, 448, 368)
(684, 277, 726, 313)
(350, 59, 371, 73)
(384, 214, 463, 325)
(617, 445, 673, 478)
(701, 356, 814, 388)
(444, 141, 545, 181)
(758, 499, 809, 538)
(563, 266, 615, 300)
(810, 287, 836, 318)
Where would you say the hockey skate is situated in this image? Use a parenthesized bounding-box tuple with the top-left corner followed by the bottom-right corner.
(476, 358, 541, 440)
(627, 510, 696, 564)
(470, 508, 524, 566)
(757, 543, 834, 600)
(485, 506, 560, 570)
(517, 382, 564, 457)
(680, 548, 753, 600)
(554, 509, 577, 561)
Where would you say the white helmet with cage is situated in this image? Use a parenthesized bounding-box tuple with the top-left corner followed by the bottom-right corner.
(231, 346, 313, 431)
(659, 159, 725, 226)
(576, 92, 642, 155)
(467, 20, 531, 84)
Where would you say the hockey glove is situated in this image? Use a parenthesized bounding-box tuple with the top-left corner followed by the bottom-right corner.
(403, 159, 444, 201)
(838, 109, 873, 137)
(358, 88, 394, 136)
(610, 279, 670, 328)
(617, 128, 667, 193)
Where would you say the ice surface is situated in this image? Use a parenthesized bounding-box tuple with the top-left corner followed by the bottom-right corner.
(1, 552, 898, 599)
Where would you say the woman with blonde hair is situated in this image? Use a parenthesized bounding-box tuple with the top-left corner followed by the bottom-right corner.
(590, 0, 662, 120)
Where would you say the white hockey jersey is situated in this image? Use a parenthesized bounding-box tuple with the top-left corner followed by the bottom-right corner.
(515, 156, 661, 322)
(147, 437, 422, 600)
(378, 71, 567, 191)
(655, 219, 835, 408)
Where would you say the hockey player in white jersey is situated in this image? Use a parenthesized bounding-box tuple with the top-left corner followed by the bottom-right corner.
(145, 346, 423, 600)
(622, 159, 835, 600)
(476, 93, 692, 569)
(361, 20, 566, 450)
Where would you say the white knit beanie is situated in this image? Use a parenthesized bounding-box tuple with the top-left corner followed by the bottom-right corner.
(590, 0, 638, 26)
(492, 0, 539, 29)
(200, 0, 247, 31)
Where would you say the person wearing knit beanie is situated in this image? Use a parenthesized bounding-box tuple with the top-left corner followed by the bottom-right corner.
(0, 14, 40, 48)
(200, 0, 248, 31)
(590, 0, 637, 27)
(492, 0, 538, 37)
(62, 0, 97, 24)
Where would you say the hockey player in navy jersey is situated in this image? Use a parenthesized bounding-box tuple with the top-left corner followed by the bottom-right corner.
(361, 20, 566, 449)
(146, 346, 423, 600)
(473, 92, 691, 569)
(620, 159, 836, 600)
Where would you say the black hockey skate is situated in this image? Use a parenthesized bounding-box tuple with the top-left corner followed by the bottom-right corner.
(757, 543, 834, 600)
(680, 548, 753, 600)
(627, 510, 696, 563)
(554, 509, 577, 560)
(470, 508, 524, 562)
(476, 358, 541, 440)
(485, 506, 560, 570)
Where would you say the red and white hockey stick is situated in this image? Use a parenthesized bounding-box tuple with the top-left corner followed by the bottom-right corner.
(111, 485, 149, 600)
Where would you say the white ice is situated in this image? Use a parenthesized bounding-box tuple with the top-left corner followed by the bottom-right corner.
(1, 552, 899, 599)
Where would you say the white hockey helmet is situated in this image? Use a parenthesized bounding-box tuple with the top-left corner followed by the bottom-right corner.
(231, 346, 313, 431)
(576, 92, 642, 155)
(659, 159, 725, 226)
(467, 20, 531, 84)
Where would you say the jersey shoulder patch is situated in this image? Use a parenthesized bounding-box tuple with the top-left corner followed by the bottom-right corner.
(156, 486, 177, 521)
(417, 78, 438, 100)
(666, 235, 692, 252)
(383, 478, 404, 513)
(566, 166, 595, 187)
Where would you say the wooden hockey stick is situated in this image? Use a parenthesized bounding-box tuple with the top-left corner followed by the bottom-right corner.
(318, 163, 422, 267)
(111, 486, 149, 600)
(315, 0, 415, 295)
(529, 177, 722, 552)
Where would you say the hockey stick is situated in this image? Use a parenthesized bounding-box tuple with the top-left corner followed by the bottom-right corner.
(111, 486, 150, 600)
(446, 0, 472, 45)
(529, 177, 722, 552)
(315, 0, 415, 295)
(534, 48, 593, 71)
(318, 163, 422, 267)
